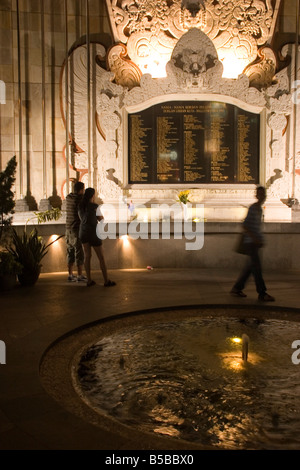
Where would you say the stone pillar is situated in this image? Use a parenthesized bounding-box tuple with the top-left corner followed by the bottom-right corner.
(38, 0, 51, 213)
(38, 199, 52, 211)
(15, 0, 29, 212)
(15, 197, 29, 212)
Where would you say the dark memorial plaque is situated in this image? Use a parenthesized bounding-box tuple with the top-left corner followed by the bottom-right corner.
(128, 101, 260, 184)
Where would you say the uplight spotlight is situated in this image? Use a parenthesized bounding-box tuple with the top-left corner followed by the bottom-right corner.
(231, 337, 242, 344)
(121, 234, 130, 248)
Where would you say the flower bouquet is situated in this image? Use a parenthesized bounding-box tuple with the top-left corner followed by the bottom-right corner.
(178, 190, 190, 204)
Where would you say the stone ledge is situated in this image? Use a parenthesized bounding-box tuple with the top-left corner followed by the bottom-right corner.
(11, 220, 300, 235)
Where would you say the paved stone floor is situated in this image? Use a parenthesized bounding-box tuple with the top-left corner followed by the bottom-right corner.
(1, 267, 300, 450)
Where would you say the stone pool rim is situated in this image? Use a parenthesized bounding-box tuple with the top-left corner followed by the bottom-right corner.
(39, 304, 300, 451)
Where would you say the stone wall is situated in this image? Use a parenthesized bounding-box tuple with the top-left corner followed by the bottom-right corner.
(12, 221, 300, 272)
(0, 0, 111, 208)
(0, 1, 299, 215)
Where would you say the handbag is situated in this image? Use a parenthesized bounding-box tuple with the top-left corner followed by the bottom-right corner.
(235, 233, 248, 255)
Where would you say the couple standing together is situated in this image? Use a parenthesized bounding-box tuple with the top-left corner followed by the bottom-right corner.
(65, 182, 115, 288)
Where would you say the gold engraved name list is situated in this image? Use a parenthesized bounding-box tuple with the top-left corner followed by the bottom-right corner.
(184, 114, 205, 182)
(157, 115, 180, 182)
(237, 114, 254, 182)
(209, 116, 230, 182)
(130, 115, 152, 182)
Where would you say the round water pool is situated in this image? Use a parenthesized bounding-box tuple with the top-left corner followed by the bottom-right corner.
(73, 313, 300, 450)
(40, 307, 300, 449)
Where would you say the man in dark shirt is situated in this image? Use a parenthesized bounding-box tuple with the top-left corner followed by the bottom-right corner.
(231, 186, 275, 301)
(65, 181, 86, 281)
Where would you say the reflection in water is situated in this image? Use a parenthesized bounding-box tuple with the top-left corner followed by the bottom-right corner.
(75, 316, 300, 449)
(220, 351, 262, 371)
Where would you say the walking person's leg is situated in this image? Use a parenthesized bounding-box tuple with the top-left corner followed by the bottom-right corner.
(74, 236, 86, 280)
(93, 245, 116, 286)
(250, 245, 275, 301)
(231, 255, 252, 297)
(66, 229, 76, 281)
(67, 260, 75, 279)
(82, 242, 94, 286)
(248, 245, 266, 296)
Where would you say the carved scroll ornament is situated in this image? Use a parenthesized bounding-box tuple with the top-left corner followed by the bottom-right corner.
(106, 0, 281, 85)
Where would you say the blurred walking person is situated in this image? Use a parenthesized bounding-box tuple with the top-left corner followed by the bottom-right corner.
(230, 186, 275, 302)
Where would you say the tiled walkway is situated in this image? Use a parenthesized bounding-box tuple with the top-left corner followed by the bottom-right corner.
(1, 268, 300, 449)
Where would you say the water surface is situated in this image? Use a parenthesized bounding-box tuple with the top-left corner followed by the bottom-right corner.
(75, 316, 300, 449)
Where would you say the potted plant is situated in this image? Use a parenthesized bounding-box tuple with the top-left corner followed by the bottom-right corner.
(7, 228, 62, 286)
(0, 251, 22, 291)
(6, 207, 63, 287)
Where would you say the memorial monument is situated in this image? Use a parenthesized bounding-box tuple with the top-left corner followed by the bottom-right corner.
(57, 0, 299, 221)
(1, 0, 300, 271)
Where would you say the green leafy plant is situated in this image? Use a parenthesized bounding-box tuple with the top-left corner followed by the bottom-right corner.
(26, 207, 62, 227)
(35, 207, 61, 223)
(6, 206, 63, 286)
(0, 156, 17, 242)
(8, 228, 63, 286)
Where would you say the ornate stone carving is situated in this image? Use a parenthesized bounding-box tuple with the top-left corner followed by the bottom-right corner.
(167, 28, 222, 89)
(174, 28, 217, 66)
(97, 163, 124, 200)
(106, 1, 281, 79)
(244, 46, 277, 89)
(99, 112, 121, 136)
(107, 43, 142, 89)
(267, 113, 287, 132)
(267, 171, 292, 199)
